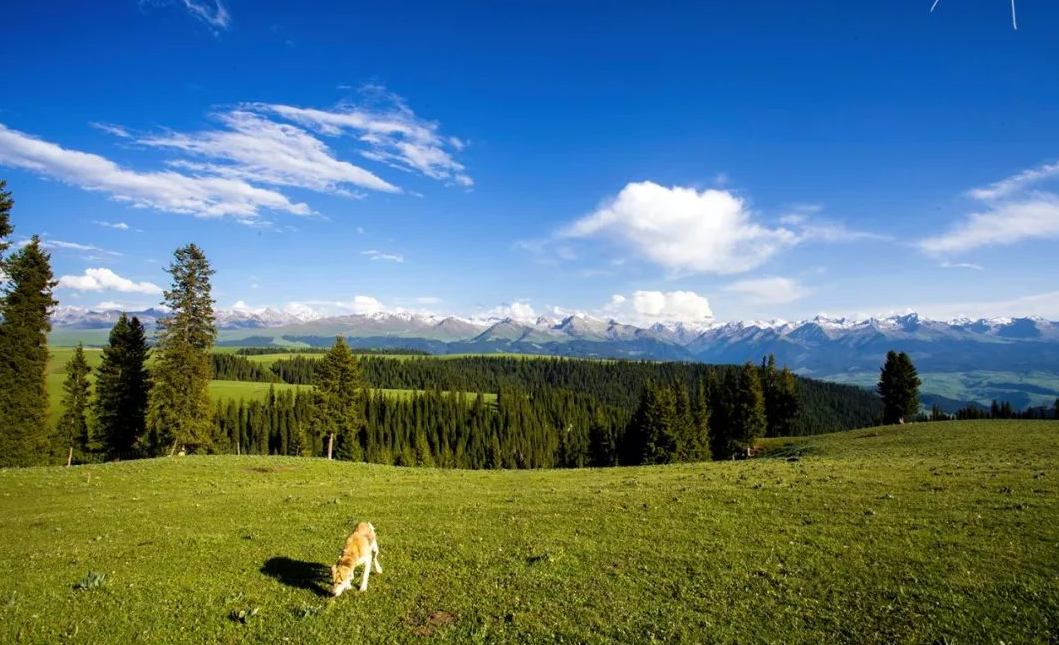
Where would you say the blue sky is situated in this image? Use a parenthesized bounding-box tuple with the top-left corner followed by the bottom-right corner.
(3, 0, 1059, 324)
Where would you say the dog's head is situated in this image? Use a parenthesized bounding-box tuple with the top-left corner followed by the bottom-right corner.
(330, 564, 351, 597)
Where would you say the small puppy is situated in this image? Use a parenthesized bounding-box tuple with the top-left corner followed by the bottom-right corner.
(330, 522, 382, 596)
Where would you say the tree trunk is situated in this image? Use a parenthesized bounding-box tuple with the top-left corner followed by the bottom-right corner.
(66, 446, 73, 467)
(327, 432, 334, 460)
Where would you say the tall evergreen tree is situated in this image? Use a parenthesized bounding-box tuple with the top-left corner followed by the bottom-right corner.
(877, 350, 921, 425)
(0, 179, 13, 269)
(312, 337, 365, 460)
(727, 362, 767, 458)
(145, 244, 217, 455)
(0, 236, 58, 467)
(57, 343, 96, 462)
(761, 355, 800, 437)
(95, 314, 150, 459)
(633, 382, 679, 465)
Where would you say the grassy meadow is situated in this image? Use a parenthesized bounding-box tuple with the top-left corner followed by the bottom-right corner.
(1, 420, 1056, 643)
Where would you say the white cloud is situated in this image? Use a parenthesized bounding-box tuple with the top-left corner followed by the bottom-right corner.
(940, 261, 984, 271)
(723, 277, 811, 305)
(967, 160, 1059, 201)
(920, 159, 1059, 255)
(561, 181, 797, 274)
(602, 290, 714, 324)
(0, 122, 311, 219)
(480, 301, 536, 320)
(415, 296, 442, 305)
(142, 0, 230, 30)
(179, 0, 230, 29)
(93, 220, 131, 230)
(252, 86, 472, 187)
(361, 249, 405, 263)
(140, 109, 398, 195)
(32, 238, 122, 258)
(918, 195, 1059, 255)
(58, 268, 163, 294)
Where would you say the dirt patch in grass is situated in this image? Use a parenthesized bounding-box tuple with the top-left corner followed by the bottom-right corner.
(244, 465, 294, 474)
(405, 610, 458, 637)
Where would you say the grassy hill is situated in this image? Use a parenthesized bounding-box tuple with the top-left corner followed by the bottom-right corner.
(1, 420, 1056, 644)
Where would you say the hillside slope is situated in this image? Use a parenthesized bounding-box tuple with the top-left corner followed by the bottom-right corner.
(1, 421, 1056, 643)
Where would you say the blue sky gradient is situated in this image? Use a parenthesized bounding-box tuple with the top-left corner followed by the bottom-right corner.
(3, 0, 1059, 323)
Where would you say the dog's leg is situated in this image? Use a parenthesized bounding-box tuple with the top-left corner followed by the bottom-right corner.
(359, 558, 371, 592)
(373, 544, 383, 573)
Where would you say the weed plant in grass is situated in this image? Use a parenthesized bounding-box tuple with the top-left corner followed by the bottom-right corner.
(1, 421, 1056, 643)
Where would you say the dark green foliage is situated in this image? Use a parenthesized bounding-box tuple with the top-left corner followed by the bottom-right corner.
(57, 343, 96, 461)
(630, 382, 679, 465)
(312, 337, 365, 459)
(760, 354, 800, 437)
(724, 362, 768, 458)
(0, 179, 12, 267)
(210, 353, 280, 382)
(234, 346, 427, 356)
(0, 236, 58, 467)
(95, 314, 150, 460)
(878, 351, 922, 424)
(145, 244, 217, 455)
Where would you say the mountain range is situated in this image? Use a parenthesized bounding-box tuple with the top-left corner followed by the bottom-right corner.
(50, 306, 1059, 410)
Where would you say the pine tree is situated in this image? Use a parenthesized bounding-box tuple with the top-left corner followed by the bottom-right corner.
(57, 343, 96, 462)
(0, 179, 13, 268)
(312, 337, 365, 460)
(95, 314, 150, 459)
(145, 244, 217, 455)
(1054, 398, 1058, 421)
(633, 382, 679, 465)
(0, 236, 58, 467)
(727, 362, 767, 458)
(689, 379, 711, 461)
(877, 350, 921, 424)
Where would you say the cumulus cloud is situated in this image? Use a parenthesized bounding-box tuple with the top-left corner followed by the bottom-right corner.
(480, 301, 536, 320)
(0, 123, 311, 219)
(602, 290, 714, 324)
(723, 277, 811, 305)
(361, 249, 405, 262)
(58, 268, 163, 294)
(561, 181, 797, 274)
(920, 159, 1059, 255)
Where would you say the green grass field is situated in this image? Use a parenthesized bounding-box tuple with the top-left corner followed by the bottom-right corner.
(1, 420, 1056, 643)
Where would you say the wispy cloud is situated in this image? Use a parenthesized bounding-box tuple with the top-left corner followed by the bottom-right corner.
(920, 159, 1059, 255)
(58, 268, 163, 294)
(139, 109, 399, 196)
(252, 85, 472, 187)
(0, 122, 311, 219)
(940, 261, 984, 271)
(361, 249, 405, 263)
(967, 160, 1059, 201)
(141, 0, 230, 31)
(723, 276, 811, 305)
(93, 220, 131, 231)
(919, 194, 1059, 255)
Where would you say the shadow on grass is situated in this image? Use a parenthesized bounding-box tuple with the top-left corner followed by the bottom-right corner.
(261, 557, 331, 597)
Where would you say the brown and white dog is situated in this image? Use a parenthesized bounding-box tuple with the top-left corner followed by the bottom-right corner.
(330, 522, 382, 596)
